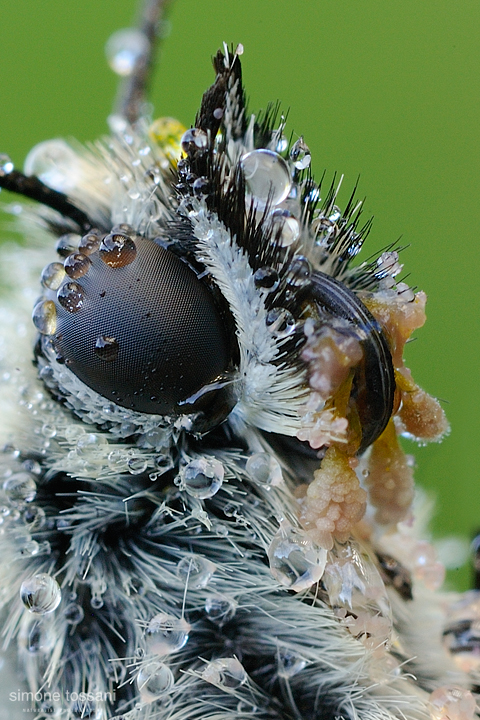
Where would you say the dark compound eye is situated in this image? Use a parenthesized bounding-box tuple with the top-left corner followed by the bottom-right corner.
(35, 227, 236, 418)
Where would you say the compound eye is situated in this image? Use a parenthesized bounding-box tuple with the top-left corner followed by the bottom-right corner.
(36, 227, 234, 417)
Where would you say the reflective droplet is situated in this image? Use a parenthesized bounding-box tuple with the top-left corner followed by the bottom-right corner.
(99, 233, 137, 268)
(253, 266, 279, 292)
(180, 128, 208, 152)
(41, 423, 56, 438)
(24, 140, 81, 193)
(145, 613, 190, 656)
(202, 657, 247, 690)
(241, 149, 291, 206)
(192, 176, 209, 196)
(23, 505, 46, 532)
(57, 281, 85, 313)
(290, 137, 311, 170)
(79, 231, 102, 255)
(76, 433, 108, 455)
(176, 555, 216, 589)
(246, 453, 283, 487)
(94, 336, 119, 362)
(20, 573, 61, 614)
(271, 210, 301, 247)
(3, 472, 36, 505)
(182, 457, 224, 499)
(205, 596, 237, 626)
(64, 252, 91, 279)
(265, 307, 296, 338)
(127, 456, 148, 475)
(287, 256, 312, 287)
(137, 662, 174, 702)
(267, 525, 327, 592)
(41, 262, 66, 290)
(154, 455, 174, 474)
(0, 154, 14, 176)
(277, 647, 307, 678)
(105, 28, 150, 77)
(32, 300, 57, 335)
(55, 233, 81, 258)
(64, 602, 84, 625)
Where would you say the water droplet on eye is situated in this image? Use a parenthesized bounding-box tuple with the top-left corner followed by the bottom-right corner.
(246, 452, 283, 487)
(99, 233, 137, 268)
(180, 128, 208, 152)
(0, 154, 14, 175)
(32, 300, 57, 335)
(3, 472, 36, 505)
(277, 647, 307, 678)
(202, 657, 247, 690)
(79, 231, 102, 255)
(181, 457, 224, 499)
(105, 28, 150, 77)
(64, 602, 84, 625)
(267, 525, 327, 592)
(205, 596, 237, 626)
(253, 266, 279, 292)
(176, 555, 216, 589)
(287, 256, 312, 287)
(94, 336, 119, 362)
(271, 210, 301, 247)
(23, 505, 46, 531)
(290, 137, 311, 170)
(265, 307, 296, 338)
(41, 262, 66, 290)
(241, 149, 291, 206)
(20, 573, 61, 614)
(64, 252, 91, 279)
(55, 233, 81, 258)
(137, 662, 174, 702)
(127, 456, 148, 475)
(145, 613, 190, 656)
(57, 281, 85, 313)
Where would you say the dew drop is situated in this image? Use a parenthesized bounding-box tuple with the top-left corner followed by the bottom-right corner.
(20, 573, 61, 614)
(64, 252, 91, 279)
(137, 662, 174, 702)
(267, 525, 327, 592)
(41, 262, 66, 291)
(127, 456, 148, 475)
(180, 128, 208, 152)
(287, 256, 312, 288)
(176, 555, 216, 589)
(205, 596, 237, 626)
(253, 266, 279, 292)
(94, 335, 119, 362)
(271, 210, 301, 247)
(265, 307, 296, 338)
(23, 505, 46, 532)
(79, 231, 102, 255)
(105, 28, 150, 76)
(55, 233, 81, 257)
(64, 602, 84, 625)
(154, 455, 174, 474)
(246, 452, 283, 487)
(277, 647, 307, 678)
(0, 154, 14, 176)
(32, 300, 57, 335)
(3, 472, 36, 505)
(202, 657, 247, 690)
(241, 149, 291, 206)
(145, 613, 190, 656)
(57, 281, 85, 313)
(76, 433, 108, 455)
(99, 233, 137, 268)
(290, 137, 311, 170)
(181, 457, 224, 499)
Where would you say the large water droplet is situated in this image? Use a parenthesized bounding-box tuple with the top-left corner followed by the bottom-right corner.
(267, 525, 327, 592)
(241, 149, 291, 206)
(205, 596, 237, 626)
(145, 613, 190, 656)
(180, 128, 208, 152)
(79, 231, 102, 255)
(287, 256, 312, 288)
(246, 452, 283, 487)
(271, 210, 301, 247)
(32, 300, 57, 335)
(181, 457, 224, 499)
(41, 262, 66, 290)
(24, 140, 81, 193)
(253, 266, 279, 292)
(99, 232, 137, 268)
(137, 662, 174, 702)
(105, 28, 150, 77)
(265, 307, 296, 338)
(202, 657, 247, 690)
(20, 573, 61, 614)
(3, 472, 36, 505)
(290, 137, 311, 170)
(176, 555, 216, 589)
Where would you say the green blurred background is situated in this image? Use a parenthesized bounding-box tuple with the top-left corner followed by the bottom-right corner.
(1, 0, 479, 587)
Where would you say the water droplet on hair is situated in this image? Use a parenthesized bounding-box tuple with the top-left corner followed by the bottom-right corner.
(145, 613, 190, 656)
(94, 335, 119, 362)
(76, 433, 108, 455)
(41, 423, 56, 438)
(55, 233, 81, 258)
(23, 505, 46, 531)
(64, 602, 84, 625)
(0, 154, 14, 176)
(105, 28, 150, 76)
(202, 657, 247, 689)
(137, 662, 174, 702)
(127, 456, 148, 475)
(32, 300, 57, 335)
(265, 307, 296, 338)
(176, 555, 216, 589)
(253, 266, 279, 292)
(99, 233, 137, 268)
(246, 452, 283, 487)
(64, 252, 91, 279)
(205, 596, 237, 626)
(267, 525, 327, 592)
(271, 210, 300, 247)
(20, 573, 61, 614)
(290, 137, 311, 170)
(181, 457, 224, 499)
(57, 281, 85, 313)
(241, 149, 291, 206)
(277, 647, 307, 678)
(3, 472, 36, 505)
(41, 262, 66, 290)
(287, 256, 312, 287)
(154, 454, 174, 474)
(180, 128, 208, 152)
